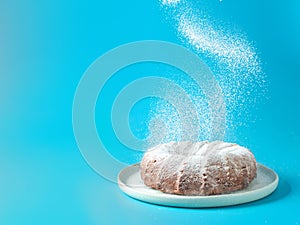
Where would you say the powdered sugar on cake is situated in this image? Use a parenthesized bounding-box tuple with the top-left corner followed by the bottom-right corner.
(140, 141, 257, 195)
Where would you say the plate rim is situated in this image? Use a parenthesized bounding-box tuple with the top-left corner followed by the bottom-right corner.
(118, 163, 279, 208)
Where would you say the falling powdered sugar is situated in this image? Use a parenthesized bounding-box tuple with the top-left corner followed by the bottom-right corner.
(161, 0, 181, 6)
(148, 0, 267, 146)
(178, 15, 261, 74)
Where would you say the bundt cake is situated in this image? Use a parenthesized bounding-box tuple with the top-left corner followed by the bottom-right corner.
(140, 141, 257, 196)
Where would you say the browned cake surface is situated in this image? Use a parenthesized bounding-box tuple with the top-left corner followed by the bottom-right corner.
(140, 141, 257, 195)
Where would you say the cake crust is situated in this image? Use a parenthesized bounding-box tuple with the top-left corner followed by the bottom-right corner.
(140, 141, 257, 196)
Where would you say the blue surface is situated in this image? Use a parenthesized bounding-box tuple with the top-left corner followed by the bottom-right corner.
(0, 0, 300, 224)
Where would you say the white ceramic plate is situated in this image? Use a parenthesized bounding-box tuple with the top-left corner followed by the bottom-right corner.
(118, 163, 279, 208)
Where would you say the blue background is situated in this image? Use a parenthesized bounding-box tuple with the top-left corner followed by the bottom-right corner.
(1, 0, 299, 224)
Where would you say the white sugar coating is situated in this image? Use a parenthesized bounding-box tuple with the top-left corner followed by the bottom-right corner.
(141, 140, 257, 195)
(146, 140, 251, 159)
(145, 141, 256, 176)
